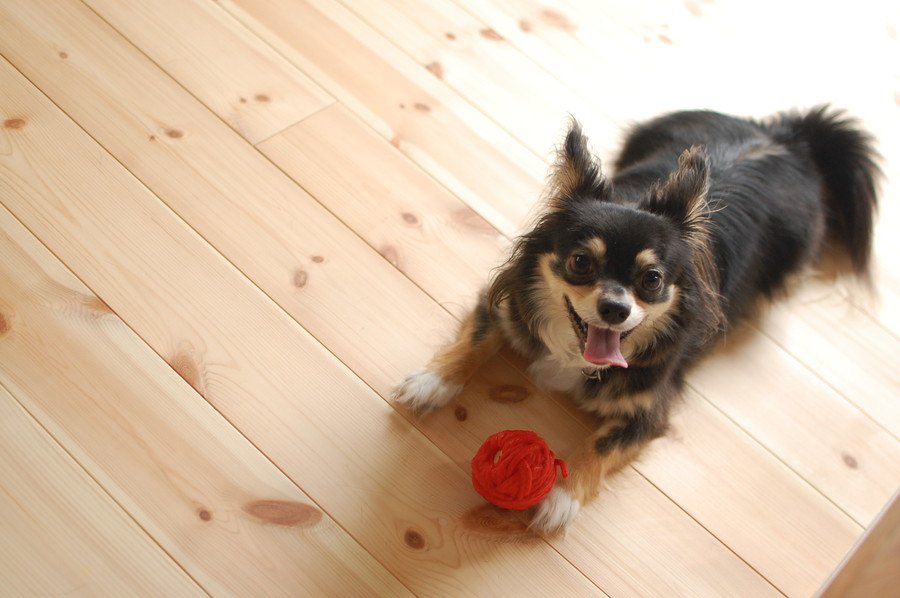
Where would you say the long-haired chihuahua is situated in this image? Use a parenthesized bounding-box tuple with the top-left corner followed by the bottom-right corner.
(393, 106, 880, 534)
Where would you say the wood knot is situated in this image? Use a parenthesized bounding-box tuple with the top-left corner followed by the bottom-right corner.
(239, 97, 248, 104)
(454, 405, 468, 421)
(841, 452, 858, 469)
(479, 28, 504, 41)
(403, 528, 427, 550)
(4, 118, 26, 129)
(243, 500, 321, 527)
(293, 268, 309, 288)
(413, 102, 431, 113)
(255, 94, 271, 103)
(58, 51, 69, 59)
(197, 508, 212, 522)
(170, 352, 202, 395)
(380, 245, 401, 268)
(454, 207, 496, 234)
(539, 9, 576, 31)
(0, 312, 9, 336)
(165, 128, 183, 139)
(79, 295, 113, 314)
(489, 385, 529, 404)
(518, 19, 533, 32)
(311, 255, 325, 263)
(425, 61, 444, 79)
(444, 32, 456, 40)
(401, 212, 419, 225)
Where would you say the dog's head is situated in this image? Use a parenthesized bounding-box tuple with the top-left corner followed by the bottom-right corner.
(490, 121, 721, 369)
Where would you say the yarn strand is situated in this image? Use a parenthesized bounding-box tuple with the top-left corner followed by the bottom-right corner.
(471, 430, 568, 510)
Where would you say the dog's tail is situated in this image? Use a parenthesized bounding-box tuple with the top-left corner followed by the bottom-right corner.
(767, 105, 881, 278)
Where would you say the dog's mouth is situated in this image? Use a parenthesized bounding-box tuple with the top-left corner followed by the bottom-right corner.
(564, 296, 632, 369)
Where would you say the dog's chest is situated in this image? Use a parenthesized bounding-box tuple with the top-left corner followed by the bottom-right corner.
(526, 352, 587, 393)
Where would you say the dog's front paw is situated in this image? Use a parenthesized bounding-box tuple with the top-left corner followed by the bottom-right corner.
(530, 486, 581, 535)
(391, 368, 462, 413)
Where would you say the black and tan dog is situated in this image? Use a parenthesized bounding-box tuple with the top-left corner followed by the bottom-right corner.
(393, 106, 879, 533)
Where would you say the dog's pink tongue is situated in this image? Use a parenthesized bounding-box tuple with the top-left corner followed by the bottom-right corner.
(584, 325, 628, 368)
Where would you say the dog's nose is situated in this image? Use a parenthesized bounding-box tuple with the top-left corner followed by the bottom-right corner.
(599, 299, 631, 325)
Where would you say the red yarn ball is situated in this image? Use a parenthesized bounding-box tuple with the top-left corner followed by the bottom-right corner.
(471, 430, 568, 510)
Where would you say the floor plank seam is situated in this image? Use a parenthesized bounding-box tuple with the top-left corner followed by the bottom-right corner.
(0, 376, 213, 597)
(689, 384, 870, 529)
(0, 195, 417, 596)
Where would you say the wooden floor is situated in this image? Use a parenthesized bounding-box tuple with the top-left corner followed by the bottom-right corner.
(1, 0, 898, 595)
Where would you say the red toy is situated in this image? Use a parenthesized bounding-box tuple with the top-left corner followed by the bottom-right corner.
(471, 430, 568, 510)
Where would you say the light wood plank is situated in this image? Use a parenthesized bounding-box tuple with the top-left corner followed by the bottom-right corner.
(640, 390, 861, 597)
(219, 0, 547, 236)
(84, 0, 333, 144)
(0, 0, 450, 397)
(762, 282, 900, 438)
(0, 193, 408, 596)
(337, 0, 619, 156)
(452, 0, 663, 150)
(688, 322, 900, 526)
(258, 103, 506, 311)
(0, 385, 203, 596)
(0, 51, 602, 596)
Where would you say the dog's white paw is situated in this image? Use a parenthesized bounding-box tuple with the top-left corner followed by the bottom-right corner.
(391, 368, 462, 413)
(530, 486, 581, 535)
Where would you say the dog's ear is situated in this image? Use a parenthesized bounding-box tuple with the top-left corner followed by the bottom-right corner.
(644, 146, 724, 336)
(643, 146, 711, 236)
(547, 120, 609, 210)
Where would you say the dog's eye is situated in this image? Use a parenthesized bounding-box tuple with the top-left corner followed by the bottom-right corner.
(567, 253, 594, 278)
(640, 269, 663, 292)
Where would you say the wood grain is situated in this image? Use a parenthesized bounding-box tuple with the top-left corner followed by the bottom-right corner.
(219, 0, 548, 236)
(0, 52, 602, 596)
(0, 385, 203, 596)
(761, 282, 900, 438)
(0, 0, 450, 396)
(258, 103, 506, 313)
(84, 0, 334, 144)
(640, 390, 861, 596)
(338, 0, 619, 155)
(0, 201, 408, 595)
(1, 0, 897, 593)
(688, 322, 900, 526)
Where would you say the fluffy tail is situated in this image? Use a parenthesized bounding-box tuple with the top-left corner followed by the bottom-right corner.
(767, 105, 881, 278)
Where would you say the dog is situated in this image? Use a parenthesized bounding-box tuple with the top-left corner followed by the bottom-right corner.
(393, 106, 880, 534)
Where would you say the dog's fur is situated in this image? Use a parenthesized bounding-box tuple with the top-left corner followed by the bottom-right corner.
(393, 106, 880, 533)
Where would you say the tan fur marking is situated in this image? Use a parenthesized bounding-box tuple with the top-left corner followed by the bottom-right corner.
(561, 413, 653, 503)
(538, 254, 597, 303)
(430, 310, 504, 386)
(625, 286, 680, 356)
(635, 248, 659, 269)
(586, 238, 607, 259)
